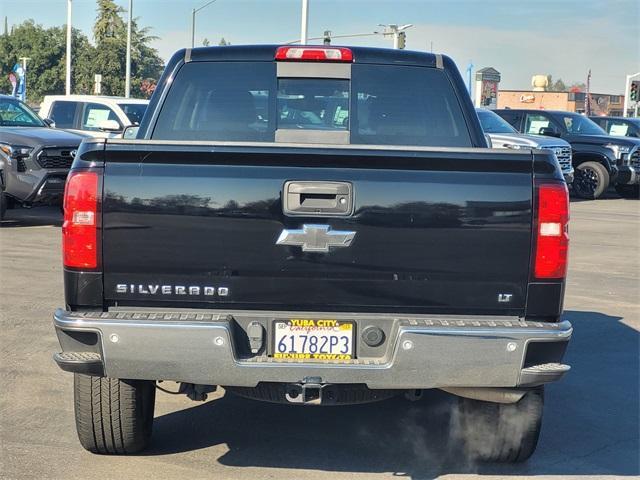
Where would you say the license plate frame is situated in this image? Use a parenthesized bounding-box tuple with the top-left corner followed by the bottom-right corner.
(271, 319, 356, 361)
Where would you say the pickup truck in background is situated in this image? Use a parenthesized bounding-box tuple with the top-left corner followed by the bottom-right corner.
(589, 116, 640, 139)
(476, 107, 574, 184)
(495, 109, 640, 199)
(39, 95, 149, 138)
(53, 45, 572, 463)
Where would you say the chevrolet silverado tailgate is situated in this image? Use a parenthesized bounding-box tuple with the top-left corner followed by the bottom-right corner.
(101, 143, 533, 314)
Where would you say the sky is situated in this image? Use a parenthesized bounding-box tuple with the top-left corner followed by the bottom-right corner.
(1, 0, 639, 94)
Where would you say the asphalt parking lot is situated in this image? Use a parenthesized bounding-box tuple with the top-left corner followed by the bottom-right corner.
(0, 196, 638, 480)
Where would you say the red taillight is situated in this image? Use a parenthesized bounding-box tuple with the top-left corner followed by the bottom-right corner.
(275, 46, 353, 62)
(534, 183, 569, 279)
(62, 171, 99, 269)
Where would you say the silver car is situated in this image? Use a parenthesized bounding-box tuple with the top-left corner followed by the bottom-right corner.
(477, 108, 574, 184)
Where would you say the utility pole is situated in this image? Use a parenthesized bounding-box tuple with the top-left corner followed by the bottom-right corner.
(585, 69, 592, 116)
(191, 8, 196, 48)
(125, 0, 132, 98)
(191, 0, 218, 48)
(300, 0, 309, 45)
(66, 0, 72, 95)
(623, 72, 640, 117)
(466, 61, 474, 96)
(124, 0, 133, 98)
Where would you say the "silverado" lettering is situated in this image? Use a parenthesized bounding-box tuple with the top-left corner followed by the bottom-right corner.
(115, 284, 229, 296)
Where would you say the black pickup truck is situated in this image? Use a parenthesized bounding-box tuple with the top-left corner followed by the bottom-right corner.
(53, 45, 572, 462)
(495, 109, 640, 199)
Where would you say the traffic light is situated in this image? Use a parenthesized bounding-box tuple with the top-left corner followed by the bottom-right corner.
(397, 31, 406, 49)
(630, 81, 639, 102)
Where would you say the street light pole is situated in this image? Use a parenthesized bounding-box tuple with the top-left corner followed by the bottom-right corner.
(125, 0, 132, 98)
(300, 0, 309, 45)
(191, 0, 218, 48)
(466, 61, 474, 96)
(191, 8, 196, 48)
(66, 0, 72, 95)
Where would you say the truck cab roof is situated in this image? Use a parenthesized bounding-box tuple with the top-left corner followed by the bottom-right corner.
(179, 44, 444, 68)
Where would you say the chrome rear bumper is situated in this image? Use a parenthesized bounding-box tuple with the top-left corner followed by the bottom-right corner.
(54, 308, 572, 389)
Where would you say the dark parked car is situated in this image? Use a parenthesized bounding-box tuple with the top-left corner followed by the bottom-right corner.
(589, 116, 640, 138)
(53, 45, 572, 462)
(0, 95, 85, 220)
(495, 109, 640, 199)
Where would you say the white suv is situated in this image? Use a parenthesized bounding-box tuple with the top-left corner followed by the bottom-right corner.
(39, 95, 149, 138)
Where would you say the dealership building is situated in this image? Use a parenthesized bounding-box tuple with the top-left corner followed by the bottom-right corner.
(497, 90, 626, 116)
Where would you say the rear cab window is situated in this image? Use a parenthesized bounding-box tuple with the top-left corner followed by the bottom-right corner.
(151, 59, 472, 148)
(153, 62, 275, 141)
(277, 78, 349, 131)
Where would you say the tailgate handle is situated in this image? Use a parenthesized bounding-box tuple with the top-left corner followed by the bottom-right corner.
(284, 181, 353, 216)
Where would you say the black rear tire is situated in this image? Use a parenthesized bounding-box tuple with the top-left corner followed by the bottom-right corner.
(74, 374, 156, 454)
(455, 387, 544, 463)
(573, 161, 609, 199)
(614, 184, 640, 199)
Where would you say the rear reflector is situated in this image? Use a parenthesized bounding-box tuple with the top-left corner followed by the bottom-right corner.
(534, 183, 569, 279)
(275, 46, 353, 62)
(62, 171, 99, 269)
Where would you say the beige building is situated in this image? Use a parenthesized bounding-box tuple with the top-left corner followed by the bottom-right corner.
(497, 90, 625, 116)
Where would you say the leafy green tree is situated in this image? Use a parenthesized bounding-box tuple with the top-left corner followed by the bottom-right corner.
(219, 37, 229, 46)
(552, 79, 567, 92)
(547, 78, 567, 92)
(545, 76, 581, 93)
(92, 0, 127, 95)
(0, 0, 164, 103)
(92, 0, 163, 97)
(130, 22, 164, 97)
(94, 0, 125, 40)
(0, 20, 95, 103)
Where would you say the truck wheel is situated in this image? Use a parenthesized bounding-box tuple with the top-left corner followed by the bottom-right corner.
(74, 374, 155, 454)
(455, 387, 543, 463)
(573, 161, 609, 199)
(614, 184, 640, 199)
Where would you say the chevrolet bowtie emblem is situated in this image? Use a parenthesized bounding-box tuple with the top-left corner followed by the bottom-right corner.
(276, 224, 356, 253)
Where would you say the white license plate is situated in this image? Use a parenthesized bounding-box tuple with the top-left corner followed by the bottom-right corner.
(272, 319, 354, 360)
